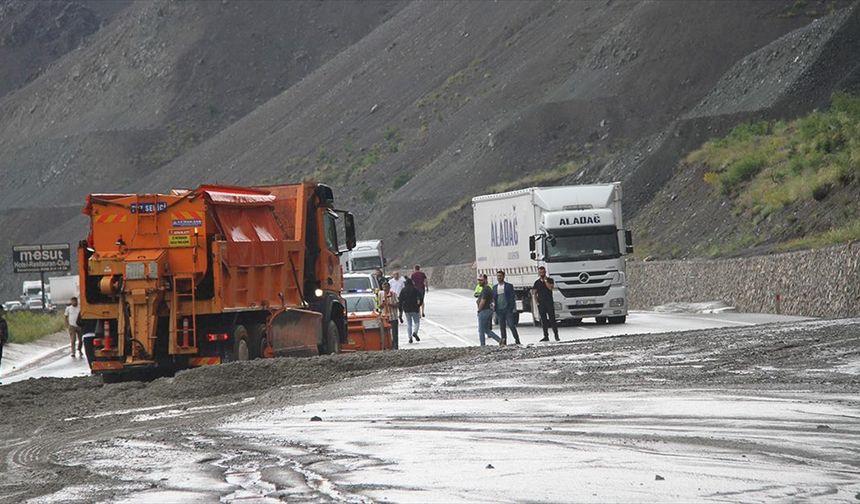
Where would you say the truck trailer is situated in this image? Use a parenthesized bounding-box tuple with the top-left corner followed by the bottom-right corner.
(48, 275, 80, 306)
(472, 183, 633, 325)
(78, 182, 356, 381)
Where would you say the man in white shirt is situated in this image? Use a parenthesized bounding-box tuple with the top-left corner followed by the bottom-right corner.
(388, 271, 406, 323)
(64, 297, 82, 357)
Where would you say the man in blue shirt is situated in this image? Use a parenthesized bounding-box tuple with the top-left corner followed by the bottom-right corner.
(493, 270, 521, 345)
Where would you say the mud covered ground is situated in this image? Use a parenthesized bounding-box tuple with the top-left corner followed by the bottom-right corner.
(1, 318, 858, 502)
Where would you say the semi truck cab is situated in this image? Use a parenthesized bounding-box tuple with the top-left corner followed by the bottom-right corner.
(530, 205, 633, 324)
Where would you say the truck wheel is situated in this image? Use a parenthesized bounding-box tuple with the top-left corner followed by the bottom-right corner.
(231, 324, 251, 361)
(609, 316, 627, 324)
(248, 323, 268, 359)
(320, 320, 340, 355)
(571, 318, 582, 326)
(595, 317, 608, 325)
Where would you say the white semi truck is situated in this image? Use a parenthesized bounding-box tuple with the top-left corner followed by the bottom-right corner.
(472, 183, 633, 325)
(341, 239, 385, 273)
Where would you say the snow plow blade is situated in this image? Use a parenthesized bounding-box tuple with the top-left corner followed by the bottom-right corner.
(269, 308, 321, 357)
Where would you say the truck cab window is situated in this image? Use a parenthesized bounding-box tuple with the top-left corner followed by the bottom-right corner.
(324, 212, 339, 252)
(545, 227, 620, 262)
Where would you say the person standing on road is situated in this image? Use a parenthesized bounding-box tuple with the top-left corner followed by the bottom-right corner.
(476, 274, 502, 346)
(0, 306, 8, 374)
(411, 265, 428, 318)
(533, 267, 560, 342)
(373, 269, 387, 289)
(379, 282, 400, 349)
(399, 278, 422, 344)
(388, 271, 406, 323)
(64, 296, 82, 357)
(493, 270, 521, 345)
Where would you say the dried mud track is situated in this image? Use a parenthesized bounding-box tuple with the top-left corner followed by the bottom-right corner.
(1, 320, 859, 502)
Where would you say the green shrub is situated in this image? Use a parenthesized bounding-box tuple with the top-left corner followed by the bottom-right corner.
(361, 188, 377, 203)
(719, 153, 767, 194)
(393, 172, 413, 190)
(5, 311, 66, 344)
(692, 92, 860, 212)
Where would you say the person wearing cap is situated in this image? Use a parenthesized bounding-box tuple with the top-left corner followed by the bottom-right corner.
(0, 305, 8, 373)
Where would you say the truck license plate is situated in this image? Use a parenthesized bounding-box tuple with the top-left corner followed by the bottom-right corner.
(575, 299, 596, 305)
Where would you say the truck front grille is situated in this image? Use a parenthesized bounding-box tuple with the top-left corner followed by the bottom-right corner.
(559, 286, 611, 298)
(569, 309, 603, 316)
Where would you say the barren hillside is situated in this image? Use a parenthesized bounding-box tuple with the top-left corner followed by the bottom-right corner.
(0, 0, 858, 299)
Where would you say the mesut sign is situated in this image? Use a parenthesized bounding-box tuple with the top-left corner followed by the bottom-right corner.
(12, 243, 71, 273)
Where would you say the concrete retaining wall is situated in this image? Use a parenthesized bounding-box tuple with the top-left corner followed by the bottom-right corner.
(425, 243, 860, 318)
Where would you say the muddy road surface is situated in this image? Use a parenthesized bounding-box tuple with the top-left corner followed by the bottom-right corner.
(1, 319, 858, 502)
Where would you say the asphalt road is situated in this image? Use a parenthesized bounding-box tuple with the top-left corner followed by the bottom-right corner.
(408, 289, 808, 348)
(0, 289, 808, 384)
(0, 292, 856, 503)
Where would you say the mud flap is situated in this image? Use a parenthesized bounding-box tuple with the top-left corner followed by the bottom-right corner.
(269, 308, 321, 357)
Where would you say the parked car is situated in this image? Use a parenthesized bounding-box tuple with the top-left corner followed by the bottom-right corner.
(342, 273, 379, 294)
(2, 300, 23, 312)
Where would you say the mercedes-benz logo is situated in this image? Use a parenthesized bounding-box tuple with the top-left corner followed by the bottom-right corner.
(578, 272, 589, 283)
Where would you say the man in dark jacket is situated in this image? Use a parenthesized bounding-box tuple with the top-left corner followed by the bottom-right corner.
(493, 270, 520, 345)
(533, 266, 560, 342)
(398, 278, 422, 344)
(0, 305, 8, 374)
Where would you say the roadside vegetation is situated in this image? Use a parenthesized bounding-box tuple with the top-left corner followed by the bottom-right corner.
(687, 92, 860, 249)
(5, 311, 65, 344)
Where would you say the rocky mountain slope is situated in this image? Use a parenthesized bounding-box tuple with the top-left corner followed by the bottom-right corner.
(0, 0, 858, 298)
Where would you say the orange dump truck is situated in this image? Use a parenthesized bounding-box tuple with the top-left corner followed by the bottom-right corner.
(78, 182, 356, 381)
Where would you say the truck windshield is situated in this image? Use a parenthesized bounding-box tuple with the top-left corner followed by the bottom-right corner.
(352, 256, 382, 271)
(346, 295, 377, 313)
(545, 226, 620, 262)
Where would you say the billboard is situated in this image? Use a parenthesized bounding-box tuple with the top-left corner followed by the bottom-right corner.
(12, 243, 71, 273)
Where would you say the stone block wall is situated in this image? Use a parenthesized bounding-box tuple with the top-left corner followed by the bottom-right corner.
(627, 243, 860, 318)
(424, 243, 860, 318)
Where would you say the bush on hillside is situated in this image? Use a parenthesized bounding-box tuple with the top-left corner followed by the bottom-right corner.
(690, 92, 860, 212)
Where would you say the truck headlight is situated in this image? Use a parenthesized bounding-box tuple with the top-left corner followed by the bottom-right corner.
(553, 302, 563, 311)
(611, 272, 626, 285)
(609, 297, 625, 307)
(314, 288, 324, 297)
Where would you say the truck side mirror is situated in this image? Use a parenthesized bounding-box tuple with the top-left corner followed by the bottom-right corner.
(344, 213, 357, 250)
(530, 252, 536, 260)
(528, 236, 536, 252)
(625, 230, 634, 254)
